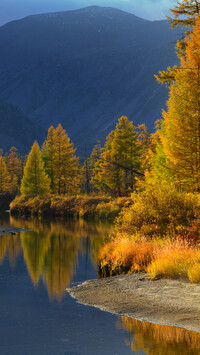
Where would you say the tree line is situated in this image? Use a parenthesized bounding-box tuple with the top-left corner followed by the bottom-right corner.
(0, 120, 153, 197)
(1, 0, 200, 197)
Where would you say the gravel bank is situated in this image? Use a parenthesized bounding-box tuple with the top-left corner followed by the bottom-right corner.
(68, 273, 200, 332)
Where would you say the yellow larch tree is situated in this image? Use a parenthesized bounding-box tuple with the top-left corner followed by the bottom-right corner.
(0, 155, 11, 193)
(20, 141, 50, 196)
(157, 14, 200, 191)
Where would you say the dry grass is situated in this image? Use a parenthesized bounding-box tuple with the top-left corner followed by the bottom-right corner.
(98, 235, 200, 282)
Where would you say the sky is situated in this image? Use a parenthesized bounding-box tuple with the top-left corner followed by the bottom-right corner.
(0, 0, 177, 26)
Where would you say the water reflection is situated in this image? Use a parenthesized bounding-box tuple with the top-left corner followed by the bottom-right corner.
(0, 216, 113, 301)
(0, 234, 21, 267)
(118, 316, 200, 354)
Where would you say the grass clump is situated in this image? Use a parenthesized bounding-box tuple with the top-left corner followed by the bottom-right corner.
(98, 235, 156, 277)
(188, 263, 200, 283)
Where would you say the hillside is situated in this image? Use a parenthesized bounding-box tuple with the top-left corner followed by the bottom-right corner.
(0, 99, 45, 153)
(0, 6, 180, 156)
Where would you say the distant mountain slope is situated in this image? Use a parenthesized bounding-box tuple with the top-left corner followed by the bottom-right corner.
(0, 100, 45, 153)
(0, 6, 180, 155)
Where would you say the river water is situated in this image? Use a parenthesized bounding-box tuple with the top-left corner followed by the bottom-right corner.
(0, 213, 199, 355)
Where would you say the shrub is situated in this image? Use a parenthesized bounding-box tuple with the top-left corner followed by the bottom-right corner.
(116, 182, 200, 238)
(96, 197, 130, 220)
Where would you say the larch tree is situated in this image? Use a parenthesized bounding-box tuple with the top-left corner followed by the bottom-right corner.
(0, 156, 11, 193)
(6, 146, 23, 193)
(92, 116, 141, 196)
(21, 141, 50, 196)
(81, 142, 101, 194)
(156, 0, 200, 85)
(155, 15, 200, 191)
(42, 126, 56, 192)
(53, 124, 80, 195)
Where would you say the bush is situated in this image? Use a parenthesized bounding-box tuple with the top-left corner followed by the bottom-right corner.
(116, 182, 200, 238)
(96, 197, 130, 220)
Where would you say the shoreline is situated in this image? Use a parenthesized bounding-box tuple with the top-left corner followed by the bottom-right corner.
(0, 226, 30, 235)
(67, 273, 200, 333)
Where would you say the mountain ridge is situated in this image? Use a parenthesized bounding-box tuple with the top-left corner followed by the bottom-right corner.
(0, 6, 179, 156)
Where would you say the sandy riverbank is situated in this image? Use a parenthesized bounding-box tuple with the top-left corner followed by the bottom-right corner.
(0, 226, 30, 235)
(68, 273, 200, 333)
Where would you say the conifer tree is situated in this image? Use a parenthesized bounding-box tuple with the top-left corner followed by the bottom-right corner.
(53, 124, 80, 195)
(0, 156, 11, 193)
(6, 146, 23, 193)
(167, 0, 200, 28)
(81, 142, 101, 194)
(21, 141, 50, 196)
(92, 116, 141, 196)
(155, 15, 200, 191)
(156, 0, 200, 84)
(42, 126, 56, 192)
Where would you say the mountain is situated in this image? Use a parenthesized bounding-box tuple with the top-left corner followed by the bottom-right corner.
(0, 99, 45, 153)
(0, 6, 180, 156)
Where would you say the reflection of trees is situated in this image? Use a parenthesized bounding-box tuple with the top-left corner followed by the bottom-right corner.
(42, 233, 80, 301)
(8, 216, 113, 301)
(0, 234, 21, 267)
(21, 231, 51, 285)
(119, 316, 200, 355)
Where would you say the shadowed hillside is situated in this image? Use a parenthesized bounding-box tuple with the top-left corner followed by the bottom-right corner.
(0, 6, 180, 155)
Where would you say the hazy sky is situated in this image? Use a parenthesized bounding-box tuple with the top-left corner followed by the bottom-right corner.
(0, 0, 177, 26)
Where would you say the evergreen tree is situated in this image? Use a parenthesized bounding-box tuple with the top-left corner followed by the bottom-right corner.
(0, 156, 11, 193)
(21, 141, 50, 196)
(154, 15, 200, 191)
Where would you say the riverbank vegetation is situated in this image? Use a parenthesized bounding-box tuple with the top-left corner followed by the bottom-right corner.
(2, 0, 200, 281)
(98, 5, 200, 282)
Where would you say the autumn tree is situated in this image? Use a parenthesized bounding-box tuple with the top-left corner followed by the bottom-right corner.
(21, 141, 50, 196)
(42, 126, 56, 192)
(42, 124, 80, 195)
(154, 15, 200, 191)
(156, 0, 200, 85)
(92, 116, 142, 196)
(6, 146, 23, 193)
(0, 156, 11, 193)
(81, 142, 101, 194)
(167, 0, 200, 28)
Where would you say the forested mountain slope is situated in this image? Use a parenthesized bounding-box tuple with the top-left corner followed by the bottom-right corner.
(0, 6, 180, 154)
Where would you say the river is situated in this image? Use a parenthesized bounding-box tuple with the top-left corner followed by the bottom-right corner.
(0, 213, 199, 355)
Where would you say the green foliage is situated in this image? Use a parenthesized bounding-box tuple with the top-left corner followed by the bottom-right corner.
(20, 141, 50, 196)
